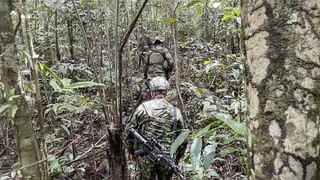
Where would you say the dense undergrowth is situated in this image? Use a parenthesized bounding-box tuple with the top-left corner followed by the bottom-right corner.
(0, 0, 245, 179)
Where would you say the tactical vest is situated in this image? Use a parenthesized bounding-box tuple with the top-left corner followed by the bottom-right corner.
(139, 101, 178, 155)
(146, 50, 167, 79)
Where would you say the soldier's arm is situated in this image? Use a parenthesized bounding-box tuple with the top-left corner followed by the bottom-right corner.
(164, 48, 174, 67)
(125, 105, 147, 154)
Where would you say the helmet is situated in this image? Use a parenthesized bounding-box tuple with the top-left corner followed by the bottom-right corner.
(153, 36, 164, 44)
(149, 76, 170, 91)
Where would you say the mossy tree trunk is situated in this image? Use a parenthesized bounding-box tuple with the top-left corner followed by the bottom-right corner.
(0, 0, 41, 179)
(242, 0, 320, 179)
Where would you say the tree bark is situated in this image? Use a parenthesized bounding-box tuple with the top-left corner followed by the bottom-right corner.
(242, 0, 320, 179)
(0, 0, 41, 179)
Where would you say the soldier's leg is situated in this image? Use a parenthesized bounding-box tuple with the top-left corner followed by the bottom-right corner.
(156, 165, 173, 180)
(137, 159, 156, 180)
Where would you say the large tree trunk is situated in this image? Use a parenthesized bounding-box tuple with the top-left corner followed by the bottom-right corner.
(0, 0, 42, 179)
(242, 0, 320, 179)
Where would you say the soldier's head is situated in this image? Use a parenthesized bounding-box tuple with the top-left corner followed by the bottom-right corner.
(152, 36, 164, 46)
(149, 76, 170, 99)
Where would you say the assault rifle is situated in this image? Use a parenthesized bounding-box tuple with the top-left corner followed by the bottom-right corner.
(129, 128, 185, 179)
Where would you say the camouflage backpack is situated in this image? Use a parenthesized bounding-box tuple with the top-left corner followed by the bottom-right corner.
(144, 49, 173, 80)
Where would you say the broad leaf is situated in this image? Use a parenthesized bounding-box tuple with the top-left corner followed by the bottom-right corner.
(67, 81, 105, 89)
(170, 130, 189, 155)
(195, 124, 210, 138)
(190, 138, 202, 168)
(11, 105, 18, 118)
(61, 79, 72, 87)
(215, 113, 246, 136)
(0, 104, 10, 115)
(50, 79, 62, 92)
(203, 143, 217, 170)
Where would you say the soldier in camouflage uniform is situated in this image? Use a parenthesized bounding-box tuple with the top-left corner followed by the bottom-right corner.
(125, 76, 186, 180)
(144, 37, 174, 81)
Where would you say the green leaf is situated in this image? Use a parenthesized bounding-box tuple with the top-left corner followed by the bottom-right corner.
(48, 155, 62, 172)
(190, 138, 202, 168)
(0, 82, 4, 90)
(186, 0, 202, 8)
(203, 143, 216, 170)
(50, 79, 62, 92)
(8, 89, 15, 97)
(0, 104, 10, 115)
(205, 169, 219, 178)
(170, 130, 190, 155)
(8, 95, 20, 102)
(190, 86, 203, 98)
(203, 59, 210, 65)
(196, 3, 203, 15)
(40, 63, 63, 87)
(11, 105, 18, 118)
(222, 9, 240, 21)
(61, 78, 72, 87)
(215, 113, 246, 136)
(66, 81, 105, 89)
(195, 124, 210, 138)
(165, 17, 176, 24)
(219, 147, 238, 158)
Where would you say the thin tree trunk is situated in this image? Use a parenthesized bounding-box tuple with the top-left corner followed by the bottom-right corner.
(115, 0, 120, 116)
(0, 0, 41, 179)
(44, 10, 54, 65)
(203, 2, 210, 42)
(23, 5, 48, 178)
(54, 10, 61, 62)
(172, 2, 185, 113)
(67, 18, 75, 60)
(242, 0, 320, 179)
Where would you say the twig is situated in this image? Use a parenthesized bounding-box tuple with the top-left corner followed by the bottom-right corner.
(65, 149, 106, 166)
(72, 133, 107, 161)
(0, 144, 9, 156)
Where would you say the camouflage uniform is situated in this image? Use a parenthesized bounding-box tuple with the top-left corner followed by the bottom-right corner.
(125, 98, 185, 180)
(146, 46, 174, 80)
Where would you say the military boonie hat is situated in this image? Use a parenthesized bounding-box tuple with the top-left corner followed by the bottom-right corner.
(149, 76, 170, 91)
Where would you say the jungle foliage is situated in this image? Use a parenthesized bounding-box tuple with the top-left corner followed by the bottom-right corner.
(0, 0, 245, 179)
